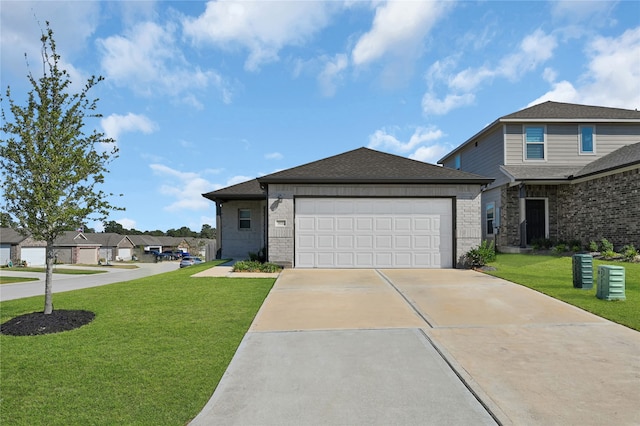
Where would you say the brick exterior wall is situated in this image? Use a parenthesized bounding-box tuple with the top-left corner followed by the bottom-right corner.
(558, 168, 640, 249)
(497, 167, 639, 249)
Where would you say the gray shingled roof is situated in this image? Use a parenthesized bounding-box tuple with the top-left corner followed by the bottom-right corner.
(202, 179, 265, 202)
(500, 165, 583, 181)
(54, 231, 101, 246)
(502, 101, 640, 120)
(574, 141, 640, 178)
(0, 228, 28, 244)
(85, 233, 133, 247)
(258, 147, 492, 184)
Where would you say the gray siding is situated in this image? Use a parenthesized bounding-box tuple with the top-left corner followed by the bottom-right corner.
(220, 200, 266, 260)
(506, 123, 640, 166)
(445, 126, 508, 188)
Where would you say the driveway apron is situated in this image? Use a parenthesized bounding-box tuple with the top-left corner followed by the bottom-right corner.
(190, 269, 640, 426)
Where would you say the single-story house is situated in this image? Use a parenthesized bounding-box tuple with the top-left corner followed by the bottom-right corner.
(0, 227, 48, 266)
(83, 233, 135, 261)
(203, 147, 493, 268)
(53, 231, 101, 265)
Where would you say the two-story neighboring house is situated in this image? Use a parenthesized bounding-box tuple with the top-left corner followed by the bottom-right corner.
(439, 101, 640, 251)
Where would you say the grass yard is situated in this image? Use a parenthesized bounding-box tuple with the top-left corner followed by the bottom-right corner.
(0, 261, 275, 425)
(486, 254, 640, 331)
(0, 276, 39, 284)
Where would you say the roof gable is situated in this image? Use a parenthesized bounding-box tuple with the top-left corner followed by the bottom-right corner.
(258, 147, 491, 184)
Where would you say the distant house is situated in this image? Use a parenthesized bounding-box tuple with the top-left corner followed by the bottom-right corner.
(0, 228, 48, 266)
(53, 232, 101, 264)
(438, 101, 640, 250)
(203, 147, 492, 268)
(83, 233, 135, 261)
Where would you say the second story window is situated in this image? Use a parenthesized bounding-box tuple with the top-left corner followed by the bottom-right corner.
(525, 126, 546, 160)
(239, 209, 251, 229)
(454, 154, 461, 170)
(579, 125, 595, 154)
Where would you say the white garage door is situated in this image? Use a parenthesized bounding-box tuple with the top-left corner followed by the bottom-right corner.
(1, 244, 11, 265)
(118, 248, 132, 261)
(295, 198, 453, 268)
(21, 247, 46, 266)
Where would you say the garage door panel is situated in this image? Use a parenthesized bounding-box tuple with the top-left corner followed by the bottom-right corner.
(317, 217, 334, 231)
(356, 235, 373, 249)
(336, 235, 353, 249)
(295, 198, 452, 268)
(337, 217, 353, 231)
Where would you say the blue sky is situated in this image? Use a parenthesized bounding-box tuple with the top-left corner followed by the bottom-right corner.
(1, 1, 639, 233)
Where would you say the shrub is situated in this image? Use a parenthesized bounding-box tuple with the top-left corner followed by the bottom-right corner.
(531, 237, 553, 250)
(552, 244, 567, 254)
(588, 241, 599, 252)
(248, 247, 266, 263)
(465, 240, 496, 268)
(622, 244, 638, 262)
(600, 238, 614, 253)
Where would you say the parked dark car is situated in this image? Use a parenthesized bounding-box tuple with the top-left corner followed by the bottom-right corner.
(179, 256, 203, 268)
(162, 250, 183, 260)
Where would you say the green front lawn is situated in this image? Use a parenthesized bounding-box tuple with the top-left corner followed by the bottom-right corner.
(0, 261, 275, 425)
(486, 254, 640, 331)
(0, 276, 39, 284)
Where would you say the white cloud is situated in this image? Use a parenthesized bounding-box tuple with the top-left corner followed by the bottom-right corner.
(226, 175, 254, 186)
(409, 145, 450, 165)
(183, 1, 338, 71)
(101, 113, 158, 143)
(422, 29, 557, 115)
(352, 2, 450, 67)
(116, 218, 137, 230)
(421, 92, 475, 115)
(265, 152, 283, 160)
(529, 27, 640, 109)
(149, 164, 215, 211)
(98, 21, 232, 102)
(551, 1, 616, 23)
(318, 54, 349, 97)
(368, 126, 445, 153)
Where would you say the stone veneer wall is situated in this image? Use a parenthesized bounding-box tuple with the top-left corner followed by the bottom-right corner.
(557, 168, 640, 248)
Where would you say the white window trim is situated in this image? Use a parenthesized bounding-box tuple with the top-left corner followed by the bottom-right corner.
(523, 125, 547, 162)
(486, 202, 495, 235)
(578, 124, 596, 155)
(238, 208, 251, 230)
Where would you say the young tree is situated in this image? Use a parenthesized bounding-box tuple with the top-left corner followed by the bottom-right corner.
(0, 24, 121, 314)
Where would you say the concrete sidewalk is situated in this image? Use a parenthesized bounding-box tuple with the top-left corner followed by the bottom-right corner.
(190, 269, 640, 426)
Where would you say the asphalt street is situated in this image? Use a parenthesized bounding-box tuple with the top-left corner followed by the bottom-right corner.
(0, 262, 178, 301)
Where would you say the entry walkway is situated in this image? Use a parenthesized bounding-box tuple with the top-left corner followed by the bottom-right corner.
(191, 269, 640, 425)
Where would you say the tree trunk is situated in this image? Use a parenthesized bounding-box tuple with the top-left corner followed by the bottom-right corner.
(44, 241, 54, 314)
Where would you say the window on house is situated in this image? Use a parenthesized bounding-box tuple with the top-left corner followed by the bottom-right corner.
(486, 203, 495, 235)
(454, 154, 461, 170)
(238, 209, 251, 229)
(525, 126, 545, 160)
(579, 125, 595, 154)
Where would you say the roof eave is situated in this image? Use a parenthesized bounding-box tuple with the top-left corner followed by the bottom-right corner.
(258, 178, 493, 185)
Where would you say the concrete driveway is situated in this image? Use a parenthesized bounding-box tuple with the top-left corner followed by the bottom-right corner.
(191, 269, 640, 426)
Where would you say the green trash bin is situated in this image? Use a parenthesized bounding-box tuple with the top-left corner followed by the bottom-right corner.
(572, 254, 593, 289)
(596, 265, 626, 301)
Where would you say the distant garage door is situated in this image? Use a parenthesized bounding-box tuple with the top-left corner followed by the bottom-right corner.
(295, 198, 453, 268)
(78, 248, 97, 264)
(22, 247, 46, 266)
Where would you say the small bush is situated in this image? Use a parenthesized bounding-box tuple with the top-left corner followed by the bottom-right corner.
(465, 240, 496, 268)
(600, 238, 614, 253)
(552, 244, 567, 254)
(247, 247, 266, 263)
(622, 244, 638, 262)
(588, 241, 599, 252)
(531, 237, 553, 250)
